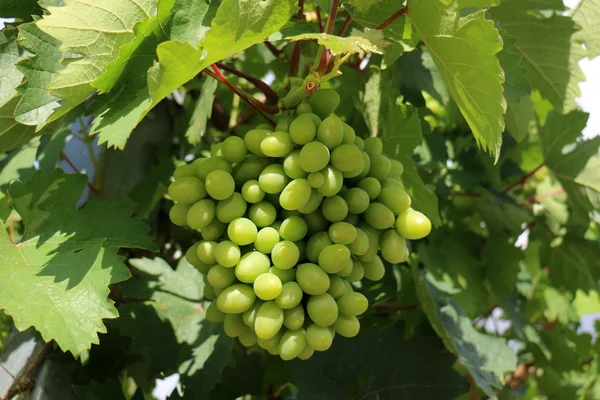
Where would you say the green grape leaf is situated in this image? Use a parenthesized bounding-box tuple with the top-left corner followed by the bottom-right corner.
(540, 111, 600, 217)
(346, 0, 413, 43)
(483, 235, 523, 298)
(35, 0, 159, 123)
(413, 266, 518, 398)
(490, 0, 586, 113)
(408, 0, 506, 159)
(542, 287, 578, 324)
(291, 324, 468, 399)
(286, 30, 387, 56)
(546, 238, 600, 293)
(0, 26, 26, 109)
(0, 170, 156, 356)
(505, 97, 534, 143)
(14, 22, 63, 128)
(0, 0, 40, 18)
(572, 0, 600, 58)
(0, 97, 36, 153)
(167, 0, 219, 46)
(382, 107, 423, 158)
(185, 77, 219, 145)
(74, 380, 127, 400)
(497, 32, 531, 102)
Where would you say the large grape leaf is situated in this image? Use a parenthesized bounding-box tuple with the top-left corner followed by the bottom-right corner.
(572, 0, 600, 58)
(497, 32, 531, 103)
(0, 170, 156, 356)
(0, 26, 26, 109)
(407, 0, 506, 159)
(489, 0, 586, 113)
(35, 0, 159, 123)
(504, 97, 534, 143)
(291, 324, 467, 399)
(413, 265, 518, 398)
(0, 0, 40, 18)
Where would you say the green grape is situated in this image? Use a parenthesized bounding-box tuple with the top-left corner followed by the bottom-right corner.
(289, 114, 317, 145)
(345, 258, 365, 282)
(295, 239, 307, 261)
(217, 284, 256, 314)
(235, 251, 270, 283)
(201, 219, 226, 240)
(203, 284, 217, 301)
(257, 331, 282, 353)
(280, 209, 301, 219)
(256, 123, 272, 129)
(343, 188, 369, 214)
(299, 141, 330, 172)
(270, 266, 295, 284)
(232, 155, 271, 185)
(317, 165, 344, 197)
(279, 216, 308, 241)
(382, 177, 403, 189)
(238, 329, 258, 347)
(321, 195, 348, 222)
(206, 301, 225, 323)
(327, 275, 346, 298)
(363, 255, 385, 281)
(308, 89, 340, 119)
(279, 329, 307, 361)
(354, 136, 365, 150)
(363, 137, 383, 156)
(328, 222, 357, 245)
(358, 225, 380, 263)
(244, 129, 271, 156)
(348, 228, 369, 256)
(296, 263, 330, 295)
(342, 162, 364, 179)
(364, 202, 395, 230)
(195, 263, 210, 275)
(296, 103, 313, 115)
(279, 179, 312, 211)
(187, 199, 216, 230)
(307, 293, 339, 327)
(242, 300, 263, 327)
(283, 305, 305, 330)
(255, 301, 284, 340)
(224, 313, 246, 337)
(271, 241, 300, 270)
(333, 315, 360, 338)
(248, 201, 277, 227)
(222, 136, 248, 163)
(241, 179, 265, 203)
(307, 171, 324, 188)
(254, 273, 283, 301)
(378, 187, 411, 215)
(306, 324, 333, 351)
(205, 170, 235, 200)
(169, 203, 191, 226)
(357, 151, 372, 178)
(197, 240, 218, 264)
(207, 265, 236, 289)
(228, 217, 258, 245)
(197, 156, 233, 179)
(306, 232, 333, 263)
(330, 144, 363, 172)
(215, 241, 240, 268)
(316, 115, 344, 150)
(255, 227, 280, 253)
(318, 244, 351, 274)
(298, 345, 315, 360)
(211, 142, 224, 157)
(216, 192, 247, 223)
(275, 282, 303, 309)
(337, 292, 368, 316)
(304, 209, 328, 234)
(342, 123, 356, 144)
(395, 208, 432, 240)
(283, 150, 308, 179)
(357, 177, 381, 200)
(275, 115, 294, 132)
(297, 190, 323, 214)
(344, 213, 359, 225)
(193, 157, 207, 167)
(168, 177, 206, 204)
(304, 113, 322, 128)
(389, 159, 404, 177)
(261, 131, 294, 157)
(259, 164, 289, 194)
(173, 164, 198, 179)
(380, 229, 408, 264)
(368, 154, 391, 180)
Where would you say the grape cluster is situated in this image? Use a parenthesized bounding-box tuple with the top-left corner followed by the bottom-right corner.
(168, 89, 432, 361)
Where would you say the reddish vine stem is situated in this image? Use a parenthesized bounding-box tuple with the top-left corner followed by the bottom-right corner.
(297, 0, 304, 19)
(503, 162, 545, 193)
(326, 0, 340, 35)
(290, 42, 302, 76)
(376, 5, 409, 30)
(264, 41, 282, 58)
(528, 188, 565, 203)
(0, 342, 52, 400)
(59, 150, 100, 194)
(215, 62, 279, 104)
(339, 15, 353, 37)
(316, 6, 324, 32)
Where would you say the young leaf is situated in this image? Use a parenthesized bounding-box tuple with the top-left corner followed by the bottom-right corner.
(185, 78, 219, 145)
(286, 30, 387, 56)
(407, 0, 506, 159)
(572, 0, 600, 58)
(0, 170, 156, 356)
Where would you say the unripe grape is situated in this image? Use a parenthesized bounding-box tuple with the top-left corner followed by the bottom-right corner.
(228, 217, 258, 245)
(206, 302, 225, 323)
(270, 267, 296, 284)
(203, 284, 217, 301)
(330, 144, 363, 172)
(321, 195, 348, 222)
(306, 231, 333, 263)
(306, 324, 334, 351)
(280, 179, 312, 210)
(224, 313, 246, 337)
(255, 227, 280, 253)
(187, 199, 216, 230)
(364, 202, 395, 230)
(222, 136, 247, 163)
(283, 305, 305, 330)
(348, 228, 369, 256)
(317, 115, 344, 150)
(257, 330, 282, 353)
(389, 159, 404, 177)
(354, 136, 365, 150)
(217, 284, 256, 314)
(275, 282, 303, 309)
(308, 89, 340, 119)
(289, 114, 317, 145)
(327, 275, 346, 298)
(241, 179, 265, 203)
(307, 171, 325, 188)
(380, 229, 408, 264)
(215, 241, 240, 268)
(169, 203, 191, 226)
(216, 192, 247, 223)
(173, 164, 198, 179)
(345, 258, 365, 282)
(332, 315, 360, 338)
(328, 222, 357, 245)
(307, 293, 338, 327)
(357, 177, 381, 200)
(248, 201, 277, 227)
(200, 219, 226, 240)
(242, 300, 264, 327)
(168, 177, 206, 204)
(304, 210, 328, 234)
(279, 329, 307, 360)
(342, 123, 356, 144)
(362, 255, 385, 281)
(299, 141, 330, 172)
(271, 240, 300, 270)
(233, 155, 271, 185)
(255, 301, 284, 340)
(378, 187, 411, 215)
(245, 129, 271, 156)
(211, 142, 224, 157)
(279, 216, 308, 241)
(297, 190, 323, 214)
(197, 156, 233, 179)
(368, 154, 391, 180)
(337, 292, 368, 316)
(318, 244, 351, 274)
(207, 265, 236, 289)
(363, 137, 383, 155)
(298, 345, 315, 360)
(235, 251, 270, 283)
(317, 165, 344, 197)
(395, 208, 432, 240)
(283, 150, 308, 179)
(239, 329, 258, 347)
(296, 103, 313, 115)
(296, 263, 330, 295)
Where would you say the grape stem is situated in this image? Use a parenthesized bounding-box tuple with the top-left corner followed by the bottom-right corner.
(59, 150, 101, 195)
(503, 162, 545, 193)
(264, 41, 282, 58)
(78, 117, 105, 197)
(339, 15, 353, 37)
(0, 342, 52, 400)
(316, 6, 324, 32)
(290, 42, 302, 76)
(376, 5, 409, 30)
(528, 187, 565, 203)
(215, 62, 279, 104)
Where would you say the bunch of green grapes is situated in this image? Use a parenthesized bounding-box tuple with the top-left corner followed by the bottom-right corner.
(168, 89, 432, 361)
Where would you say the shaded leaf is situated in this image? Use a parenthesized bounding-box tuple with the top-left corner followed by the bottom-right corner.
(497, 32, 531, 102)
(0, 0, 40, 18)
(504, 98, 534, 143)
(185, 78, 218, 145)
